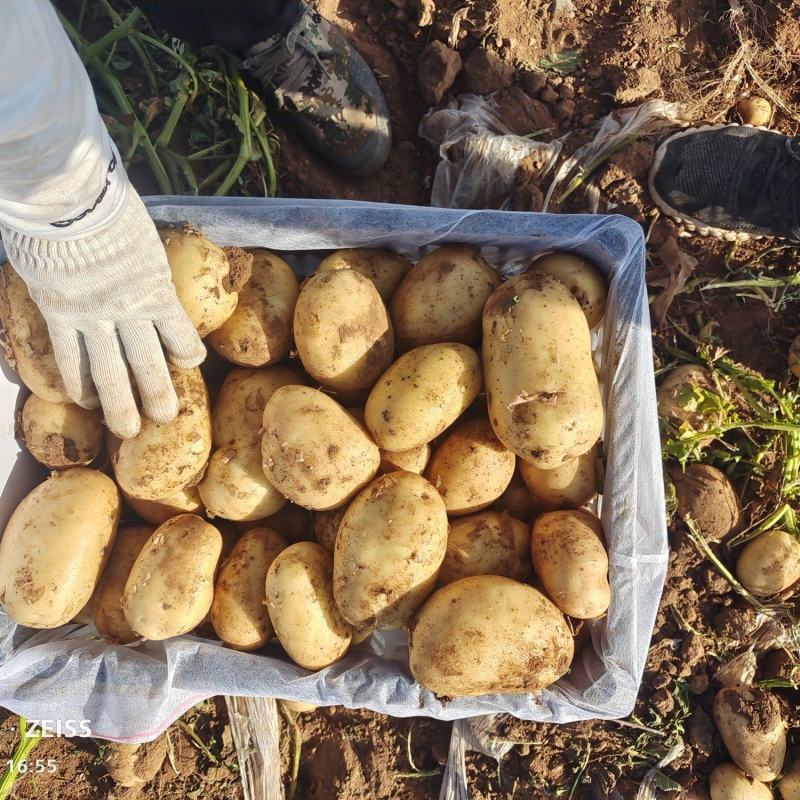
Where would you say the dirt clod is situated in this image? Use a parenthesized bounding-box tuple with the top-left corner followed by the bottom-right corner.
(462, 47, 515, 94)
(418, 41, 462, 105)
(614, 67, 661, 104)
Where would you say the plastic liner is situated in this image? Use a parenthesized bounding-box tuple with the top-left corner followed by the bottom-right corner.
(0, 198, 667, 743)
(419, 94, 562, 209)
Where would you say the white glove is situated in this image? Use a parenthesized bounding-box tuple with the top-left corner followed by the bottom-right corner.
(0, 186, 205, 439)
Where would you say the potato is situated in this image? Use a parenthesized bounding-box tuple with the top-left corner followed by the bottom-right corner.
(207, 250, 299, 366)
(0, 468, 119, 628)
(262, 386, 380, 511)
(531, 510, 610, 619)
(110, 366, 212, 501)
(379, 443, 430, 475)
(483, 272, 602, 469)
(103, 739, 168, 788)
(251, 503, 314, 543)
(409, 575, 573, 696)
(210, 527, 287, 650)
(672, 463, 742, 541)
(346, 407, 429, 474)
(657, 365, 723, 439)
(492, 469, 535, 521)
(365, 343, 482, 451)
(280, 699, 318, 714)
(710, 764, 773, 800)
(390, 245, 500, 350)
(21, 395, 102, 469)
(736, 530, 800, 597)
(713, 686, 786, 782)
(778, 749, 800, 800)
(313, 507, 346, 552)
(200, 367, 304, 521)
(425, 417, 515, 515)
(438, 511, 531, 586)
(293, 270, 394, 395)
(528, 252, 607, 328)
(317, 248, 412, 301)
(333, 471, 448, 630)
(519, 444, 600, 511)
(160, 228, 250, 337)
(122, 514, 222, 640)
(92, 525, 153, 644)
(124, 486, 203, 526)
(0, 264, 69, 403)
(265, 541, 352, 670)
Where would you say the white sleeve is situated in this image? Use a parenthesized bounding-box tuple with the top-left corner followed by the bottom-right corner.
(0, 0, 130, 241)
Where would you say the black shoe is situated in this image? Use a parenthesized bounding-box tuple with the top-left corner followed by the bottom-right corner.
(648, 124, 800, 242)
(242, 1, 392, 177)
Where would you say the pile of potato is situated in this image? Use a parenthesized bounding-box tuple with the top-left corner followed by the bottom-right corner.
(0, 232, 612, 699)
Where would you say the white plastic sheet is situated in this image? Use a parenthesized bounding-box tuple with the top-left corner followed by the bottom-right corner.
(0, 198, 667, 743)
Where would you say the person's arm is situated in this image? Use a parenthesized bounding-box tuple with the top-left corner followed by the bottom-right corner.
(0, 0, 204, 438)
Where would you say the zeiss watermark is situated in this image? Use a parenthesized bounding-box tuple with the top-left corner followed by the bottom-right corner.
(13, 719, 92, 737)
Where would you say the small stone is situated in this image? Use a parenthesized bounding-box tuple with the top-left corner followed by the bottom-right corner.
(491, 86, 555, 133)
(417, 41, 463, 105)
(521, 70, 546, 95)
(736, 96, 772, 126)
(539, 85, 559, 104)
(689, 670, 710, 695)
(462, 47, 515, 94)
(559, 84, 575, 100)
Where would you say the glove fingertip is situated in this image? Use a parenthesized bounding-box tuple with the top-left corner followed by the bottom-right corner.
(106, 413, 141, 440)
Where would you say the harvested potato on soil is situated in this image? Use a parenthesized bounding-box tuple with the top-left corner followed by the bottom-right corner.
(110, 366, 212, 501)
(200, 366, 304, 521)
(160, 228, 250, 337)
(262, 386, 380, 511)
(123, 485, 203, 526)
(491, 468, 535, 521)
(425, 416, 515, 515)
(736, 96, 772, 127)
(313, 507, 347, 552)
(736, 530, 800, 596)
(710, 763, 773, 800)
(483, 271, 602, 469)
(365, 343, 482, 451)
(0, 264, 69, 403)
(519, 444, 600, 511)
(672, 463, 742, 541)
(92, 525, 153, 644)
(438, 511, 531, 586)
(265, 541, 352, 670)
(333, 471, 448, 630)
(21, 394, 102, 469)
(390, 245, 500, 350)
(317, 248, 413, 302)
(409, 575, 573, 696)
(103, 738, 168, 788)
(122, 514, 222, 641)
(207, 250, 299, 366)
(0, 468, 119, 628)
(531, 509, 610, 619)
(528, 251, 608, 328)
(210, 527, 287, 650)
(657, 364, 723, 439)
(778, 749, 800, 800)
(713, 686, 786, 782)
(293, 269, 394, 395)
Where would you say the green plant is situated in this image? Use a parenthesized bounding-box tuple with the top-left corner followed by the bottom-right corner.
(0, 718, 43, 800)
(56, 0, 278, 197)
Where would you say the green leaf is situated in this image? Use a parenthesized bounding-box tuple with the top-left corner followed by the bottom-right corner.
(538, 49, 583, 75)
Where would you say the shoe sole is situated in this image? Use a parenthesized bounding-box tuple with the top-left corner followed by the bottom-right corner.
(648, 122, 777, 243)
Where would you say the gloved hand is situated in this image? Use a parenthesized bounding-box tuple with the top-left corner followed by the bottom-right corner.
(0, 186, 205, 439)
